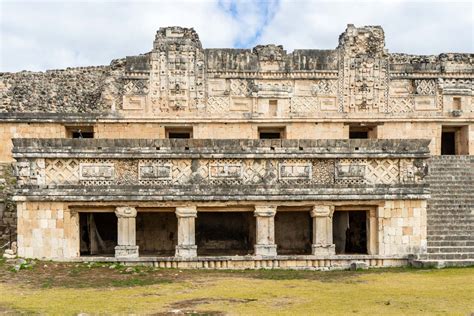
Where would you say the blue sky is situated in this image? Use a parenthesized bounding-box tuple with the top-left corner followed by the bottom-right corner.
(0, 0, 473, 72)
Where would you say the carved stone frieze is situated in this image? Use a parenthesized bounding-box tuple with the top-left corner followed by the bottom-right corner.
(79, 163, 115, 181)
(19, 157, 426, 188)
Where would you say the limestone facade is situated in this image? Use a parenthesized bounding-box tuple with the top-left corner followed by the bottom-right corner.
(1, 25, 473, 268)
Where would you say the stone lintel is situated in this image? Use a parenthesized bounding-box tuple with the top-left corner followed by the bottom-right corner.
(115, 206, 137, 218)
(310, 205, 334, 217)
(175, 206, 197, 218)
(254, 205, 277, 217)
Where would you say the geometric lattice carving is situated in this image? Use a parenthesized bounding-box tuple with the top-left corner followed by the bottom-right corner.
(388, 97, 415, 113)
(311, 80, 337, 95)
(45, 159, 79, 185)
(366, 159, 399, 184)
(414, 80, 436, 95)
(242, 159, 268, 184)
(230, 79, 252, 96)
(207, 97, 230, 113)
(290, 97, 318, 113)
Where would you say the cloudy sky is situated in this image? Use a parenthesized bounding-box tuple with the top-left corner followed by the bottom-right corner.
(1, 0, 472, 72)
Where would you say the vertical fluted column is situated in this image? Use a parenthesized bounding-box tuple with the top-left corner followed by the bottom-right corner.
(175, 206, 197, 258)
(254, 205, 278, 257)
(114, 206, 139, 258)
(311, 205, 336, 255)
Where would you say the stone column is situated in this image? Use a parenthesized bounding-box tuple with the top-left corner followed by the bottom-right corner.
(311, 205, 335, 255)
(254, 205, 278, 257)
(175, 206, 197, 258)
(368, 208, 378, 255)
(114, 206, 139, 258)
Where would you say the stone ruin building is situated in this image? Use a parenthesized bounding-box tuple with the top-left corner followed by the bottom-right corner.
(0, 25, 472, 269)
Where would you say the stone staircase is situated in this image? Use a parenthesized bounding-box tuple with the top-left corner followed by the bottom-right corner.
(415, 155, 474, 267)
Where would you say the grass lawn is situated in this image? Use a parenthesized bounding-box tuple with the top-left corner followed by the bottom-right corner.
(0, 258, 472, 315)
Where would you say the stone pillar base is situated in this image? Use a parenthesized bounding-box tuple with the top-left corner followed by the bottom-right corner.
(175, 245, 197, 258)
(312, 244, 335, 256)
(254, 244, 277, 257)
(115, 245, 139, 258)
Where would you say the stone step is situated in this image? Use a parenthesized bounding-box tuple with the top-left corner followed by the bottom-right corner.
(427, 214, 473, 218)
(419, 253, 474, 260)
(427, 240, 474, 247)
(411, 259, 474, 268)
(428, 223, 474, 228)
(427, 246, 474, 253)
(428, 221, 474, 226)
(427, 211, 473, 215)
(427, 235, 473, 241)
(427, 231, 472, 236)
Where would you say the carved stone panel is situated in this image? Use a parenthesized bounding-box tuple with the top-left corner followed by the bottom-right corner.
(209, 164, 242, 179)
(139, 164, 172, 180)
(279, 163, 312, 180)
(79, 163, 115, 180)
(149, 27, 205, 112)
(335, 161, 366, 184)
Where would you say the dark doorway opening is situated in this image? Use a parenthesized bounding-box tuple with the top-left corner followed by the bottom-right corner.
(333, 211, 368, 254)
(349, 125, 377, 139)
(136, 212, 177, 256)
(275, 211, 312, 255)
(196, 212, 255, 256)
(349, 131, 368, 139)
(441, 131, 456, 155)
(79, 213, 117, 256)
(258, 127, 286, 139)
(166, 127, 193, 139)
(66, 126, 94, 138)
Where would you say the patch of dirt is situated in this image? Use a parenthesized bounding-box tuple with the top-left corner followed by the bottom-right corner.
(161, 297, 257, 316)
(169, 298, 257, 309)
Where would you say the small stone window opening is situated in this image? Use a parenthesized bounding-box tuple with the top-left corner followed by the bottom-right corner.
(258, 126, 286, 139)
(166, 127, 193, 139)
(349, 125, 377, 139)
(66, 126, 94, 138)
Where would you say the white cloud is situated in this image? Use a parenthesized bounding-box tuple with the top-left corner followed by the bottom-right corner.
(258, 0, 474, 54)
(0, 0, 472, 72)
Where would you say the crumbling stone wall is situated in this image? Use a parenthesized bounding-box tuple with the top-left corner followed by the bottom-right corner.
(0, 163, 16, 245)
(0, 59, 125, 114)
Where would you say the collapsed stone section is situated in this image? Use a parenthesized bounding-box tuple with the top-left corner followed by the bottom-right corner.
(0, 59, 126, 113)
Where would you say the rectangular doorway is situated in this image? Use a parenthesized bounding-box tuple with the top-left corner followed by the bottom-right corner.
(441, 131, 456, 155)
(136, 212, 177, 256)
(79, 213, 117, 256)
(441, 126, 469, 155)
(333, 211, 368, 254)
(196, 212, 255, 256)
(275, 211, 312, 255)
